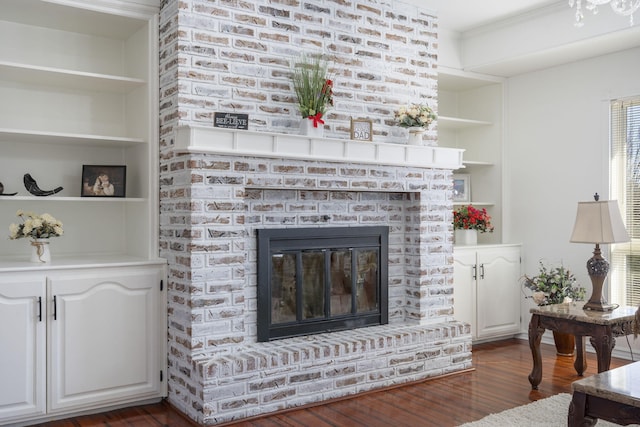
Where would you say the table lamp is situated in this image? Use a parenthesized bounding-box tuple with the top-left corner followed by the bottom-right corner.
(570, 193, 629, 311)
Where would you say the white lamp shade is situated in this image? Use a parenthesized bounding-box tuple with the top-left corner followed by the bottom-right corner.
(570, 200, 630, 244)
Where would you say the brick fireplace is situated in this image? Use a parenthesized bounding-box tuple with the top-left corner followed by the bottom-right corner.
(158, 127, 471, 424)
(158, 0, 472, 424)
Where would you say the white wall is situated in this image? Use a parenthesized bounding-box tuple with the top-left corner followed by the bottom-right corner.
(506, 46, 640, 349)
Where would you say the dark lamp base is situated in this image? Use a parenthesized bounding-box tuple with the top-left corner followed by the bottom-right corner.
(583, 301, 617, 312)
(583, 245, 615, 312)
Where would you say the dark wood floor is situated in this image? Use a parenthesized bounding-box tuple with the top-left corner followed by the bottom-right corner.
(33, 338, 630, 427)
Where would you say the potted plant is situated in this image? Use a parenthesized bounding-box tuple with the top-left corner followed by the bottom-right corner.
(394, 103, 437, 145)
(523, 261, 586, 356)
(453, 205, 493, 245)
(291, 54, 334, 137)
(8, 209, 64, 263)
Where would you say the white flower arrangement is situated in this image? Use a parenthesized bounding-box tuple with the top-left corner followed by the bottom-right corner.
(395, 103, 437, 128)
(9, 210, 63, 240)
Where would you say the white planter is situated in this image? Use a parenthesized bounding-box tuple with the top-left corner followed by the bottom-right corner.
(455, 229, 477, 246)
(407, 127, 425, 145)
(30, 238, 51, 263)
(300, 117, 324, 138)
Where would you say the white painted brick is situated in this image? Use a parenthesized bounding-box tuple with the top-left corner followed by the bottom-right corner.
(160, 0, 469, 424)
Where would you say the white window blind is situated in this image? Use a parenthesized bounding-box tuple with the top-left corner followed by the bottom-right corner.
(611, 96, 640, 306)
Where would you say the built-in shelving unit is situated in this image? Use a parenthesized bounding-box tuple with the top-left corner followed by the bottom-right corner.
(0, 0, 160, 261)
(0, 2, 166, 426)
(438, 66, 504, 244)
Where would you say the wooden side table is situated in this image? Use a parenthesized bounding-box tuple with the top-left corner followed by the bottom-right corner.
(528, 304, 636, 390)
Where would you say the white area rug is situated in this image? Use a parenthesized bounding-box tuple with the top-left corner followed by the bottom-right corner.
(458, 393, 637, 427)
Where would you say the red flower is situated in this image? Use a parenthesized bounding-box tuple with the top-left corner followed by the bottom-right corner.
(453, 205, 494, 233)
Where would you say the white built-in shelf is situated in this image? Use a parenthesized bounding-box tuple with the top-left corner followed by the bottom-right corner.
(438, 66, 503, 91)
(0, 254, 165, 273)
(453, 201, 495, 207)
(463, 160, 494, 166)
(0, 128, 145, 147)
(0, 196, 146, 202)
(2, 0, 152, 39)
(438, 116, 492, 130)
(0, 61, 146, 93)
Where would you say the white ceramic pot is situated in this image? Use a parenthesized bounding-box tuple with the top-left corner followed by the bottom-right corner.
(300, 117, 324, 138)
(30, 238, 51, 263)
(455, 229, 477, 246)
(407, 127, 425, 145)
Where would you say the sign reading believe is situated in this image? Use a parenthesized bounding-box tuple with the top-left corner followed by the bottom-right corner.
(214, 112, 249, 130)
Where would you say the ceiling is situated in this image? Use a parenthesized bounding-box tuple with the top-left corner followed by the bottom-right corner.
(399, 0, 640, 76)
(404, 0, 560, 33)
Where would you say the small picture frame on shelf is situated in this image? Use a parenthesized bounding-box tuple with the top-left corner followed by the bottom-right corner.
(350, 118, 373, 141)
(453, 174, 470, 203)
(81, 165, 126, 197)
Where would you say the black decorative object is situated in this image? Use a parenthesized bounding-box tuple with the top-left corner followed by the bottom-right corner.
(0, 182, 17, 196)
(23, 173, 63, 196)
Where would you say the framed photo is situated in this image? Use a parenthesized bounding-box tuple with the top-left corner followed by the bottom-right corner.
(350, 118, 373, 141)
(81, 165, 126, 197)
(452, 174, 470, 203)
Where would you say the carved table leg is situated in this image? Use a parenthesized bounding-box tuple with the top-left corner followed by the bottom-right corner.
(574, 335, 587, 376)
(528, 314, 544, 389)
(568, 391, 597, 427)
(590, 329, 615, 373)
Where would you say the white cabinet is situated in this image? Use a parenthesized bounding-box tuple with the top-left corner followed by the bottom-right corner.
(48, 268, 164, 413)
(454, 245, 521, 341)
(438, 67, 504, 245)
(0, 265, 166, 426)
(0, 278, 46, 422)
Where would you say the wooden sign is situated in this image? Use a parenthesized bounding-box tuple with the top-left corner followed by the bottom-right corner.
(214, 112, 249, 130)
(350, 118, 373, 141)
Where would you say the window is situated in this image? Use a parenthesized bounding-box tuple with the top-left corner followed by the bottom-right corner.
(610, 96, 640, 306)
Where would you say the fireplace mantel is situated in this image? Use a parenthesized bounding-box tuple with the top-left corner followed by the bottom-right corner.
(175, 125, 464, 169)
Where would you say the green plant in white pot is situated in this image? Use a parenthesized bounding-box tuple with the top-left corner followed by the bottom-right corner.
(523, 261, 586, 356)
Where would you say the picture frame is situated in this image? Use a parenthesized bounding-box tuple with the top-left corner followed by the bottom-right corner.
(350, 118, 373, 141)
(452, 174, 470, 203)
(81, 165, 126, 197)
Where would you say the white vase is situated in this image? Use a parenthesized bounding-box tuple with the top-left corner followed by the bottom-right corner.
(455, 229, 478, 246)
(407, 127, 425, 145)
(300, 117, 324, 138)
(30, 238, 51, 263)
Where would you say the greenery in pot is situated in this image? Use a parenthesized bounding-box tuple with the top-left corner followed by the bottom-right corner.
(453, 205, 494, 233)
(523, 261, 586, 306)
(291, 54, 334, 128)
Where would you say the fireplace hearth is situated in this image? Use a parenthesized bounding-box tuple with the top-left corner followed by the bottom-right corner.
(257, 226, 389, 341)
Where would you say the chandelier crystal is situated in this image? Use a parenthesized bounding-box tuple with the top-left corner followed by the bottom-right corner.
(569, 0, 640, 26)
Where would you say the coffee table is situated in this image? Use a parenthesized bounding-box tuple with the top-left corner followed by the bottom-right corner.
(569, 361, 640, 426)
(528, 303, 636, 390)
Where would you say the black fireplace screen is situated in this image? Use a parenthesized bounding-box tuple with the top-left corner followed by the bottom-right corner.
(257, 226, 389, 342)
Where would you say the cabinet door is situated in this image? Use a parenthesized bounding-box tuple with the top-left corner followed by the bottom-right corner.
(48, 267, 162, 413)
(476, 247, 521, 339)
(0, 278, 46, 422)
(453, 249, 477, 330)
